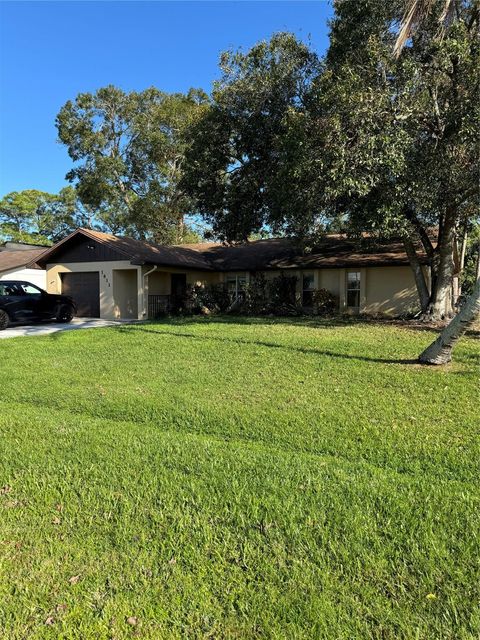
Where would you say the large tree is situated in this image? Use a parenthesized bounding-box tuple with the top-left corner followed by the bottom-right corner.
(310, 0, 479, 321)
(184, 20, 478, 322)
(392, 0, 480, 364)
(57, 86, 208, 244)
(182, 33, 324, 242)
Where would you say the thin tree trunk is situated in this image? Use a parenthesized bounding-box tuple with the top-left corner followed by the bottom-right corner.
(418, 277, 480, 365)
(403, 237, 430, 311)
(425, 215, 456, 320)
(458, 226, 468, 297)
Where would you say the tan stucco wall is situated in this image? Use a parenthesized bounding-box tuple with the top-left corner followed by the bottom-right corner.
(147, 271, 170, 295)
(46, 260, 420, 320)
(243, 266, 418, 315)
(46, 261, 143, 320)
(318, 269, 342, 297)
(147, 269, 222, 296)
(113, 269, 138, 319)
(363, 266, 419, 315)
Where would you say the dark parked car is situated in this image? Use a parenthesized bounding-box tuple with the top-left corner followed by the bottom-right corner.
(0, 281, 76, 330)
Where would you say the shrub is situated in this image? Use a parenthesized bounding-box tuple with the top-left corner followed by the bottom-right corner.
(181, 276, 338, 318)
(267, 273, 298, 310)
(183, 283, 231, 314)
(235, 273, 269, 315)
(312, 288, 338, 315)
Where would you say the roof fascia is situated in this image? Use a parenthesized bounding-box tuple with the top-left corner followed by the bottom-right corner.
(32, 229, 134, 266)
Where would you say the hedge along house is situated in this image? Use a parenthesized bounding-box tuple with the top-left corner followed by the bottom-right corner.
(33, 228, 427, 320)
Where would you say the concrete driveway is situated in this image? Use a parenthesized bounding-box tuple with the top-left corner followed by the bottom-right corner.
(0, 318, 123, 339)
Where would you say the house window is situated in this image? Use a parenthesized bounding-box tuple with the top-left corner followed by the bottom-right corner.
(346, 271, 361, 308)
(302, 273, 315, 306)
(226, 274, 247, 299)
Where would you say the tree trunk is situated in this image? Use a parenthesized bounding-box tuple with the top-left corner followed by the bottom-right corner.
(424, 215, 456, 321)
(403, 237, 430, 312)
(457, 226, 468, 297)
(418, 277, 480, 365)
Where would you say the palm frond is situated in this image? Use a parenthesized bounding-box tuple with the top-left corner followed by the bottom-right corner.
(393, 0, 455, 57)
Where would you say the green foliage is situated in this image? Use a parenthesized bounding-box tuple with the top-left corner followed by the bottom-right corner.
(0, 189, 50, 244)
(316, 0, 479, 235)
(0, 319, 478, 637)
(312, 287, 338, 315)
(182, 6, 478, 316)
(460, 222, 480, 297)
(0, 187, 94, 245)
(57, 86, 210, 244)
(182, 33, 324, 241)
(184, 283, 232, 314)
(267, 272, 298, 310)
(240, 273, 269, 315)
(230, 273, 300, 316)
(307, 0, 479, 317)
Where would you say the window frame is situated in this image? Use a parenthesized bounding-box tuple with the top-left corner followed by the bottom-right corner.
(19, 283, 43, 296)
(346, 271, 361, 309)
(226, 273, 247, 300)
(302, 272, 315, 307)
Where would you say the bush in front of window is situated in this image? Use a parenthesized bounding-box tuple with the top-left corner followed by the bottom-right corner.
(236, 273, 268, 315)
(183, 283, 231, 315)
(267, 273, 299, 314)
(181, 277, 337, 317)
(229, 273, 300, 316)
(312, 288, 338, 316)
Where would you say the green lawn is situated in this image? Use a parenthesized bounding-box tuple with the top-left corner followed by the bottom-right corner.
(0, 317, 478, 639)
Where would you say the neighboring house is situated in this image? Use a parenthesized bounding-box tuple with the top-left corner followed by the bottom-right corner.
(0, 241, 49, 252)
(32, 228, 425, 320)
(0, 248, 47, 288)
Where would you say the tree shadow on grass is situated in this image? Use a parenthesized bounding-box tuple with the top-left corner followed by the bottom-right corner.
(114, 324, 419, 366)
(143, 313, 480, 338)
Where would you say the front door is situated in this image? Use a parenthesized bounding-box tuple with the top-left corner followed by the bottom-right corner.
(170, 274, 187, 311)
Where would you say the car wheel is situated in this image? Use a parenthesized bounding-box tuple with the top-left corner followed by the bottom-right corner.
(56, 304, 75, 323)
(0, 309, 10, 331)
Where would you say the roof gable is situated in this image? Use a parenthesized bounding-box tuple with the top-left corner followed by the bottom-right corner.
(43, 233, 129, 264)
(35, 229, 214, 270)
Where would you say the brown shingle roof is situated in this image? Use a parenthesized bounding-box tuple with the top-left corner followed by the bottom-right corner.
(35, 229, 215, 270)
(33, 229, 426, 271)
(179, 235, 426, 270)
(0, 249, 45, 274)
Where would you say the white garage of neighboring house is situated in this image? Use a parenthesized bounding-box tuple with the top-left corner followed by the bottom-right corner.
(0, 244, 47, 288)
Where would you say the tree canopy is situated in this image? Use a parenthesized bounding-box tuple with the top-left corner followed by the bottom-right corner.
(183, 2, 479, 319)
(56, 86, 208, 244)
(315, 0, 479, 318)
(0, 187, 91, 245)
(182, 33, 324, 242)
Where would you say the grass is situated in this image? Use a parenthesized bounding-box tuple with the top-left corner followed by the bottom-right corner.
(0, 316, 478, 639)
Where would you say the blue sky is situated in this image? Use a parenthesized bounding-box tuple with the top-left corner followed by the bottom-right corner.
(0, 1, 333, 195)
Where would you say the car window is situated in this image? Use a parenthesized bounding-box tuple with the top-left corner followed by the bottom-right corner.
(19, 283, 42, 295)
(0, 283, 22, 296)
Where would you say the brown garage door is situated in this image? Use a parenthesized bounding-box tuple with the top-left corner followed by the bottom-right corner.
(61, 272, 100, 317)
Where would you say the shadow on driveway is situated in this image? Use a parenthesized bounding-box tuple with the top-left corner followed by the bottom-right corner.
(0, 318, 125, 340)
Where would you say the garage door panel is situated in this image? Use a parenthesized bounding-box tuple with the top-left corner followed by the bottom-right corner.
(61, 272, 100, 317)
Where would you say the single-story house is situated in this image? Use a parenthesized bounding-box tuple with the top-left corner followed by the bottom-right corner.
(0, 246, 47, 288)
(32, 228, 426, 320)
